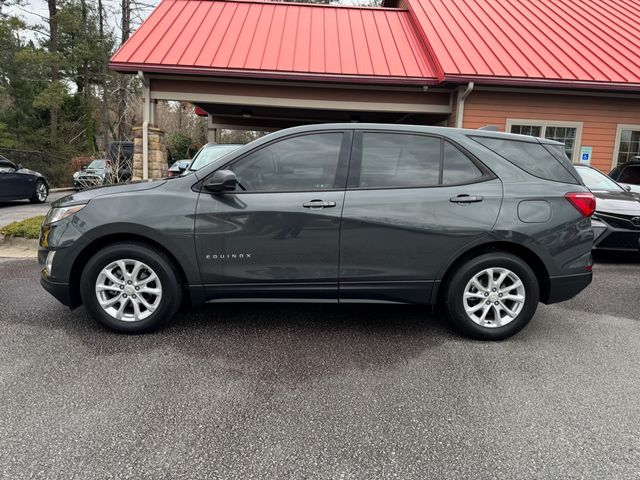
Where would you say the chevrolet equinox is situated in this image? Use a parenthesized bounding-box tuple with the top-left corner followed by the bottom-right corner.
(39, 124, 595, 340)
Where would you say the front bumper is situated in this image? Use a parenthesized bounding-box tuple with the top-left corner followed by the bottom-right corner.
(544, 271, 593, 304)
(592, 217, 640, 251)
(40, 274, 72, 306)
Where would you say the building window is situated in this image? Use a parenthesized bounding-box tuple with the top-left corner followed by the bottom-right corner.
(613, 125, 640, 167)
(507, 120, 582, 162)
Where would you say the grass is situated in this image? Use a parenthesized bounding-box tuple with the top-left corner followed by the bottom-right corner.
(0, 215, 45, 239)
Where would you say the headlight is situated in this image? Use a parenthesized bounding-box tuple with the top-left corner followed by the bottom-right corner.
(73, 171, 81, 179)
(590, 218, 608, 241)
(43, 204, 86, 225)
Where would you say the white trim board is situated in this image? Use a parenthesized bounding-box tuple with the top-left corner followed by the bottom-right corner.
(506, 118, 584, 164)
(611, 124, 640, 169)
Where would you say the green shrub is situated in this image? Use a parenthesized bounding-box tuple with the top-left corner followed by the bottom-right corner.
(0, 215, 45, 239)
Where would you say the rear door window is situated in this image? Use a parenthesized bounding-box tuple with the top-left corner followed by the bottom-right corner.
(356, 132, 441, 188)
(472, 136, 578, 184)
(442, 141, 483, 185)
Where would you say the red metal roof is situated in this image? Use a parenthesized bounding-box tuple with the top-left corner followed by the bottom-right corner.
(109, 0, 440, 85)
(404, 0, 640, 90)
(111, 0, 640, 91)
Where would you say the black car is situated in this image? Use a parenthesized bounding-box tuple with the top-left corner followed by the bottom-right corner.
(609, 156, 640, 192)
(575, 165, 640, 252)
(39, 124, 595, 340)
(0, 155, 49, 203)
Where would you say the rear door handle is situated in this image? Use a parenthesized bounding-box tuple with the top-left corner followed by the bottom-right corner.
(303, 199, 337, 209)
(450, 194, 484, 204)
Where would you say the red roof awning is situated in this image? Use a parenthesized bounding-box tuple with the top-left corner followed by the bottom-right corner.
(404, 0, 640, 90)
(110, 0, 440, 85)
(111, 0, 640, 91)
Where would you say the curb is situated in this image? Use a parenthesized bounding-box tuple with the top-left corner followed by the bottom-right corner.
(0, 234, 39, 258)
(50, 187, 75, 193)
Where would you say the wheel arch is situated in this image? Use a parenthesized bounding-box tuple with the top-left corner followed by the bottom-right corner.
(67, 233, 190, 309)
(433, 241, 551, 305)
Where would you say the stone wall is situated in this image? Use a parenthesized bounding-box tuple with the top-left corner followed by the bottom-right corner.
(132, 126, 168, 180)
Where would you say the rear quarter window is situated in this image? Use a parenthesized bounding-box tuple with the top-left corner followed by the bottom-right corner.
(471, 136, 578, 184)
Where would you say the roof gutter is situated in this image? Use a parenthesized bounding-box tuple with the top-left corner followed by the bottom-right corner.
(110, 62, 440, 87)
(455, 81, 474, 129)
(445, 74, 640, 92)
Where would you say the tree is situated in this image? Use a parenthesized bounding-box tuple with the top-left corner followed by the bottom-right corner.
(116, 0, 130, 142)
(47, 0, 59, 145)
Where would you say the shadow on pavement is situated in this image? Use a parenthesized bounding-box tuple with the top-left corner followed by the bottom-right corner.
(593, 250, 640, 264)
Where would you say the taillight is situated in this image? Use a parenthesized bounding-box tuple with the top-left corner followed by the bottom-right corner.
(565, 192, 596, 217)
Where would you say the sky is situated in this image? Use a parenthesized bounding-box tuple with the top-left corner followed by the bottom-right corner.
(7, 0, 365, 44)
(6, 0, 158, 42)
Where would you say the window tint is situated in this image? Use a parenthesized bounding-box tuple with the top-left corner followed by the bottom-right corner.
(442, 142, 482, 184)
(619, 166, 640, 184)
(472, 136, 577, 184)
(232, 133, 343, 192)
(357, 133, 440, 188)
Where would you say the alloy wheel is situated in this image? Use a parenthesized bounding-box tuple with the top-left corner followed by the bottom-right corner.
(95, 259, 162, 322)
(36, 183, 47, 202)
(463, 267, 526, 328)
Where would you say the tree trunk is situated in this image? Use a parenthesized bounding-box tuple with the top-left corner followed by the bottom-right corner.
(98, 0, 110, 151)
(48, 0, 58, 145)
(117, 0, 131, 141)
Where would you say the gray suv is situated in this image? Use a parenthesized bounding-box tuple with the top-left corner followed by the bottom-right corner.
(39, 124, 595, 340)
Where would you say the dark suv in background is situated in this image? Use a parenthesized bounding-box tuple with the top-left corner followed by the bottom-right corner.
(609, 157, 640, 192)
(38, 124, 594, 340)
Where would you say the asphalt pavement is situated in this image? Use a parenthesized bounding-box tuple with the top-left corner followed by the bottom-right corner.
(0, 191, 69, 226)
(0, 258, 638, 479)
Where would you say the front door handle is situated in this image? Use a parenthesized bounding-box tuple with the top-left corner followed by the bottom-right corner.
(450, 194, 484, 204)
(303, 199, 337, 209)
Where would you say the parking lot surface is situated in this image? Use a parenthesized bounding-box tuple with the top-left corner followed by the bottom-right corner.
(0, 258, 638, 479)
(0, 191, 68, 227)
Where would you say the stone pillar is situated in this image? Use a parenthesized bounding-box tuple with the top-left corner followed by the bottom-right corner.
(132, 126, 168, 180)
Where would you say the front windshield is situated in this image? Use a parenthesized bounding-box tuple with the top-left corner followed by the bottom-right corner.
(88, 159, 106, 169)
(188, 145, 240, 171)
(577, 167, 624, 192)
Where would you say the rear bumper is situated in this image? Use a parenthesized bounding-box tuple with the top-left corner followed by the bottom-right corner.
(544, 271, 592, 304)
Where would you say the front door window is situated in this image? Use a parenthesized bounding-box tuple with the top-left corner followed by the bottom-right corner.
(231, 133, 343, 192)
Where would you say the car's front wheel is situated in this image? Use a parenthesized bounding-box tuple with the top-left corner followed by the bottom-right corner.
(30, 180, 48, 204)
(443, 252, 539, 340)
(80, 242, 183, 333)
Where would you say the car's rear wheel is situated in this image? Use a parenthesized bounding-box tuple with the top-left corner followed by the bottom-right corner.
(80, 242, 182, 333)
(30, 180, 48, 204)
(443, 252, 539, 340)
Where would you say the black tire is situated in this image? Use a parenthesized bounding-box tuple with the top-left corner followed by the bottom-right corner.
(443, 252, 539, 340)
(29, 180, 48, 204)
(80, 242, 183, 333)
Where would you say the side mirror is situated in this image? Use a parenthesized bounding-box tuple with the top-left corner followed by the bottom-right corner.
(82, 165, 88, 170)
(625, 184, 632, 192)
(203, 169, 238, 192)
(17, 164, 23, 170)
(178, 163, 188, 173)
